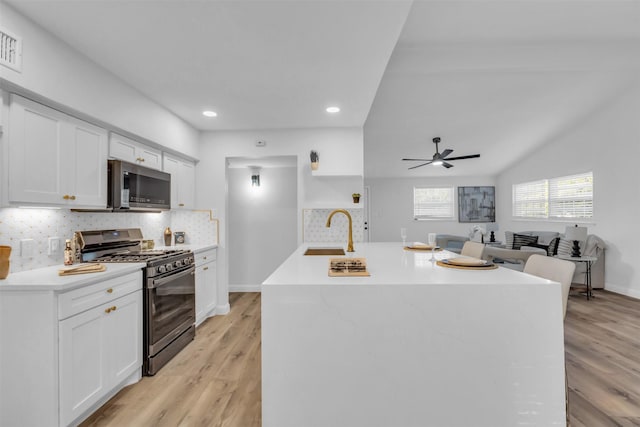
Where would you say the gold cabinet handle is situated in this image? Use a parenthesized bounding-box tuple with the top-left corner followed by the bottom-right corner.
(106, 288, 113, 293)
(63, 194, 70, 200)
(105, 305, 117, 314)
(203, 256, 207, 260)
(203, 266, 209, 271)
(179, 203, 185, 207)
(70, 195, 76, 200)
(111, 305, 117, 311)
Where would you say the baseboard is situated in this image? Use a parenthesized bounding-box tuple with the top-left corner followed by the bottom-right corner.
(216, 303, 231, 314)
(604, 283, 640, 300)
(229, 284, 262, 292)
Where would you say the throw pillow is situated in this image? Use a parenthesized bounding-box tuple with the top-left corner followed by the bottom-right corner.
(505, 231, 514, 249)
(547, 237, 560, 256)
(512, 233, 539, 250)
(557, 238, 574, 256)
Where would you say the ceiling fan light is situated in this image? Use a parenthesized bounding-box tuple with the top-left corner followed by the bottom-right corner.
(432, 160, 443, 166)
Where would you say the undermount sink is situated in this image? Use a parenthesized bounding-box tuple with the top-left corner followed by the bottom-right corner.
(304, 247, 346, 256)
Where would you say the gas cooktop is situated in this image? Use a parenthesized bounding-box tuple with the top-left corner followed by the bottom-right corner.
(93, 250, 189, 263)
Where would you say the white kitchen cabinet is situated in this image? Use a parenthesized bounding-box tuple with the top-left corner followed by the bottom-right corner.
(0, 268, 143, 427)
(195, 248, 217, 326)
(109, 132, 163, 170)
(163, 153, 196, 209)
(59, 289, 142, 426)
(8, 94, 108, 208)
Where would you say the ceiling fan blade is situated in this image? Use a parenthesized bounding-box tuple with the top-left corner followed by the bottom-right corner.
(402, 158, 431, 161)
(440, 149, 453, 159)
(442, 162, 454, 168)
(408, 161, 432, 170)
(444, 154, 480, 161)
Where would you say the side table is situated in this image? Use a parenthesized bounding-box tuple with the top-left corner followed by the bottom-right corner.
(556, 255, 597, 300)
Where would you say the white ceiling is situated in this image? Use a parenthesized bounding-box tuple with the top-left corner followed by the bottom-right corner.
(6, 0, 640, 178)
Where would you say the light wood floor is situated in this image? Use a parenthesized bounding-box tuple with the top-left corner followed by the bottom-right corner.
(82, 290, 640, 427)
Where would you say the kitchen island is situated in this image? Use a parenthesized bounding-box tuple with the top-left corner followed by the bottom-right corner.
(262, 242, 566, 427)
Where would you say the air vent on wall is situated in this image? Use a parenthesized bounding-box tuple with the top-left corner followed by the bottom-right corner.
(1, 28, 22, 72)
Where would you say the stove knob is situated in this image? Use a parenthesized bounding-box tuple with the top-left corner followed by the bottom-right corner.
(184, 257, 192, 265)
(165, 262, 174, 271)
(158, 265, 166, 274)
(174, 259, 183, 268)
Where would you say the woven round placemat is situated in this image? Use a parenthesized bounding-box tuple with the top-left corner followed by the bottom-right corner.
(436, 260, 498, 270)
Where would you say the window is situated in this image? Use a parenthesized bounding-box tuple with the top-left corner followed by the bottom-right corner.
(414, 187, 454, 220)
(549, 172, 593, 219)
(513, 179, 548, 218)
(513, 172, 593, 220)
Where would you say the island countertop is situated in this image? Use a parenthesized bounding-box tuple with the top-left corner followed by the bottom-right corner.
(263, 241, 552, 287)
(262, 241, 567, 427)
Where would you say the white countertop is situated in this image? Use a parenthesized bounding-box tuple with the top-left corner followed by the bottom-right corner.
(0, 243, 216, 293)
(263, 241, 552, 286)
(0, 262, 146, 292)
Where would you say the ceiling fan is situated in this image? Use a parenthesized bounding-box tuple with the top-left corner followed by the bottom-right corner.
(402, 137, 480, 169)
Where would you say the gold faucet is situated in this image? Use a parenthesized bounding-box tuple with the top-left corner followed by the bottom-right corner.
(326, 209, 354, 252)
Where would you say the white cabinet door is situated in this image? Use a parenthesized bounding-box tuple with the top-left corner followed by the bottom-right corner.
(163, 153, 196, 209)
(59, 290, 142, 426)
(195, 254, 217, 325)
(110, 133, 162, 170)
(9, 94, 67, 205)
(64, 117, 108, 208)
(59, 302, 108, 427)
(8, 94, 108, 208)
(107, 290, 142, 385)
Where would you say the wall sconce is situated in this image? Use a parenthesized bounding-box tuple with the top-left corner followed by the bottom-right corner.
(250, 166, 261, 187)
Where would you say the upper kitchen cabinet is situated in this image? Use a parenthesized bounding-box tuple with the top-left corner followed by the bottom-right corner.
(163, 153, 195, 210)
(109, 133, 163, 171)
(8, 94, 108, 208)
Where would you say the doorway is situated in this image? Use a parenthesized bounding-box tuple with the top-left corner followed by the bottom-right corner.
(227, 156, 297, 291)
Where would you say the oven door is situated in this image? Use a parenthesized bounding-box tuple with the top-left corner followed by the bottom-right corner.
(146, 265, 195, 355)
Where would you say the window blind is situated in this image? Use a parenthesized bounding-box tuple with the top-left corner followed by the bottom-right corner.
(513, 179, 548, 218)
(414, 187, 454, 219)
(549, 172, 593, 219)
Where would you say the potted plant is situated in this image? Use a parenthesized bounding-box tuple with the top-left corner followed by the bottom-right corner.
(310, 150, 319, 170)
(352, 193, 361, 203)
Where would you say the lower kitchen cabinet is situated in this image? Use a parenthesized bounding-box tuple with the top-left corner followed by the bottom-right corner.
(195, 248, 217, 326)
(0, 268, 143, 427)
(59, 290, 142, 426)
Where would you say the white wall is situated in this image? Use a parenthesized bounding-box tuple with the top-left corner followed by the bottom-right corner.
(228, 165, 297, 290)
(198, 127, 363, 294)
(0, 3, 199, 159)
(496, 77, 640, 298)
(365, 176, 497, 243)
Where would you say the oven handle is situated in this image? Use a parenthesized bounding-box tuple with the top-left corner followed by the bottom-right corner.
(149, 266, 195, 289)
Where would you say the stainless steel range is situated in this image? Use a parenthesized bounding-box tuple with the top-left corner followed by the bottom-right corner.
(78, 228, 195, 375)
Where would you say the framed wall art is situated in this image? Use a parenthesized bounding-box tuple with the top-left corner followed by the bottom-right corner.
(458, 186, 495, 223)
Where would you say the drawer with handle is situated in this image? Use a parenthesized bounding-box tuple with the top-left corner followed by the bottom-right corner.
(195, 248, 217, 266)
(58, 270, 142, 320)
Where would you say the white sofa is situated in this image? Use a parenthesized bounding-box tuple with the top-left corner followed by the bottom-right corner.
(494, 231, 606, 289)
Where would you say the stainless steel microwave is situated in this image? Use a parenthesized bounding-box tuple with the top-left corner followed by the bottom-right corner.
(108, 160, 171, 211)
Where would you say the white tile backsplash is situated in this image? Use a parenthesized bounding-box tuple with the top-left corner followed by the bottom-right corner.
(0, 208, 218, 273)
(303, 208, 364, 243)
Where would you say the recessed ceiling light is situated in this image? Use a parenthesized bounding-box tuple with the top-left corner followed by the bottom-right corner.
(326, 106, 340, 113)
(202, 110, 217, 117)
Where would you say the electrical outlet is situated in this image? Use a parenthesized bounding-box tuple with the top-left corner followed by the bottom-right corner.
(20, 239, 35, 258)
(48, 237, 60, 256)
